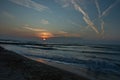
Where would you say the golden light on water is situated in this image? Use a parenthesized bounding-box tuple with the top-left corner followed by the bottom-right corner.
(36, 32, 53, 40)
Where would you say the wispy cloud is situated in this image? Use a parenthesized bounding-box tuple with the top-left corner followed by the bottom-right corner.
(24, 25, 80, 37)
(55, 31, 80, 37)
(62, 3, 69, 8)
(23, 25, 54, 38)
(2, 11, 15, 19)
(40, 19, 49, 24)
(9, 0, 49, 12)
(71, 22, 80, 27)
(24, 25, 47, 32)
(58, 31, 68, 34)
(55, 0, 71, 8)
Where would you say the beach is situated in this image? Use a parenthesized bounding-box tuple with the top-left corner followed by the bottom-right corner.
(0, 46, 89, 80)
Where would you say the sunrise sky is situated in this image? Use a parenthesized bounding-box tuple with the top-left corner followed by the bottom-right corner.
(0, 0, 120, 41)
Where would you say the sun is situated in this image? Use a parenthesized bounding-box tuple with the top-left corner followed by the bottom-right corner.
(36, 32, 53, 40)
(43, 38, 46, 40)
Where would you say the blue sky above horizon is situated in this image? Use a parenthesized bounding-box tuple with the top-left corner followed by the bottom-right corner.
(0, 0, 120, 41)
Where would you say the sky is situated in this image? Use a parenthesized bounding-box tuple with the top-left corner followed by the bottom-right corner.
(0, 0, 120, 41)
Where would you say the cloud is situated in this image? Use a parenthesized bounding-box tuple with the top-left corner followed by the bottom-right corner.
(36, 32, 54, 39)
(58, 31, 68, 34)
(40, 19, 49, 24)
(23, 25, 54, 38)
(55, 31, 80, 37)
(62, 3, 69, 8)
(9, 0, 49, 12)
(71, 21, 81, 27)
(24, 25, 47, 32)
(55, 0, 71, 8)
(24, 25, 80, 37)
(54, 31, 68, 37)
(2, 11, 15, 19)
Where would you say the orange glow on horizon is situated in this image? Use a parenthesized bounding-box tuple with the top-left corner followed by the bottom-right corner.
(36, 32, 53, 40)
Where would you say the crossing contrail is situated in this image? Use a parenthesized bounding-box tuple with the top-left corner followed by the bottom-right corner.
(95, 0, 119, 36)
(71, 0, 99, 34)
(69, 0, 119, 35)
(95, 0, 101, 17)
(83, 16, 99, 34)
(94, 0, 105, 36)
(101, 0, 119, 17)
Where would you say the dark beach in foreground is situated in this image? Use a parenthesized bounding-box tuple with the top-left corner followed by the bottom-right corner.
(0, 46, 89, 80)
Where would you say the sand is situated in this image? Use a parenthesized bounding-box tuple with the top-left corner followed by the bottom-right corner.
(0, 46, 89, 80)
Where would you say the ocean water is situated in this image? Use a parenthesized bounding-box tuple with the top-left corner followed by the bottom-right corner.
(1, 43, 120, 80)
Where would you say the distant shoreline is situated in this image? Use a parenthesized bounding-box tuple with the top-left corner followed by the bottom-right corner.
(0, 46, 89, 80)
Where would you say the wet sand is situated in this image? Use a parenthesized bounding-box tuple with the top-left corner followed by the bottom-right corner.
(0, 46, 89, 80)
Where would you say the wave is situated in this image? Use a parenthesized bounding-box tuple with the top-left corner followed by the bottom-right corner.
(1, 43, 120, 79)
(23, 53, 120, 75)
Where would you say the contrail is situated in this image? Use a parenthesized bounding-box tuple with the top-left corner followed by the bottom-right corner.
(95, 0, 101, 17)
(83, 17, 99, 34)
(100, 20, 104, 35)
(101, 0, 119, 17)
(94, 0, 105, 36)
(71, 0, 99, 34)
(71, 0, 88, 18)
(94, 0, 118, 36)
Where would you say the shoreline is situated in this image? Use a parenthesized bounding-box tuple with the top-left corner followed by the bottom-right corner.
(28, 57, 92, 79)
(0, 46, 89, 80)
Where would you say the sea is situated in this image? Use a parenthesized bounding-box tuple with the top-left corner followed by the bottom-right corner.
(0, 40, 120, 80)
